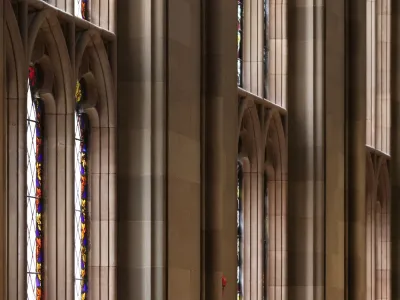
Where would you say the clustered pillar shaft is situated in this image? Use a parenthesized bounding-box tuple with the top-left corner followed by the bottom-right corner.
(347, 0, 367, 299)
(203, 0, 237, 299)
(116, 0, 167, 298)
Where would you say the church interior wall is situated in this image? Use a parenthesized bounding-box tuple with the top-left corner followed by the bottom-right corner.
(0, 0, 398, 299)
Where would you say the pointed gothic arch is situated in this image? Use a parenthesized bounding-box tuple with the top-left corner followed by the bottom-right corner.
(236, 97, 287, 299)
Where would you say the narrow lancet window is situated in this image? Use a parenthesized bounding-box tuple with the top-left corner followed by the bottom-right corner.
(237, 161, 244, 300)
(74, 80, 90, 300)
(27, 64, 45, 300)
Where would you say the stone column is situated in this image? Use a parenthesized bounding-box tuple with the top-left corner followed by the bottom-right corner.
(0, 0, 5, 297)
(347, 0, 366, 299)
(287, 0, 325, 299)
(325, 0, 346, 299)
(203, 0, 237, 299)
(116, 0, 167, 298)
(391, 0, 400, 297)
(166, 0, 202, 299)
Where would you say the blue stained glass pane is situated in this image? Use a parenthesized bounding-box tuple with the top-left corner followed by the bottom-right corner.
(82, 283, 88, 293)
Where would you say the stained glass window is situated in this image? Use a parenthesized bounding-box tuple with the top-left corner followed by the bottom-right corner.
(237, 161, 244, 300)
(75, 0, 89, 20)
(27, 64, 44, 300)
(263, 0, 269, 98)
(237, 0, 243, 87)
(74, 80, 90, 300)
(263, 173, 269, 299)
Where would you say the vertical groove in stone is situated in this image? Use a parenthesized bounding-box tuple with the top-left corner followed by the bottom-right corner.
(200, 0, 206, 298)
(18, 3, 28, 300)
(347, 0, 366, 299)
(0, 0, 5, 299)
(314, 1, 325, 299)
(67, 23, 75, 300)
(150, 0, 167, 298)
(391, 0, 400, 297)
(116, 0, 166, 298)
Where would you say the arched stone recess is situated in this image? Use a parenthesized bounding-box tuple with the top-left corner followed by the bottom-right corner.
(237, 99, 288, 299)
(4, 1, 28, 298)
(237, 100, 263, 299)
(75, 29, 116, 300)
(26, 9, 74, 300)
(375, 159, 390, 300)
(262, 109, 287, 300)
